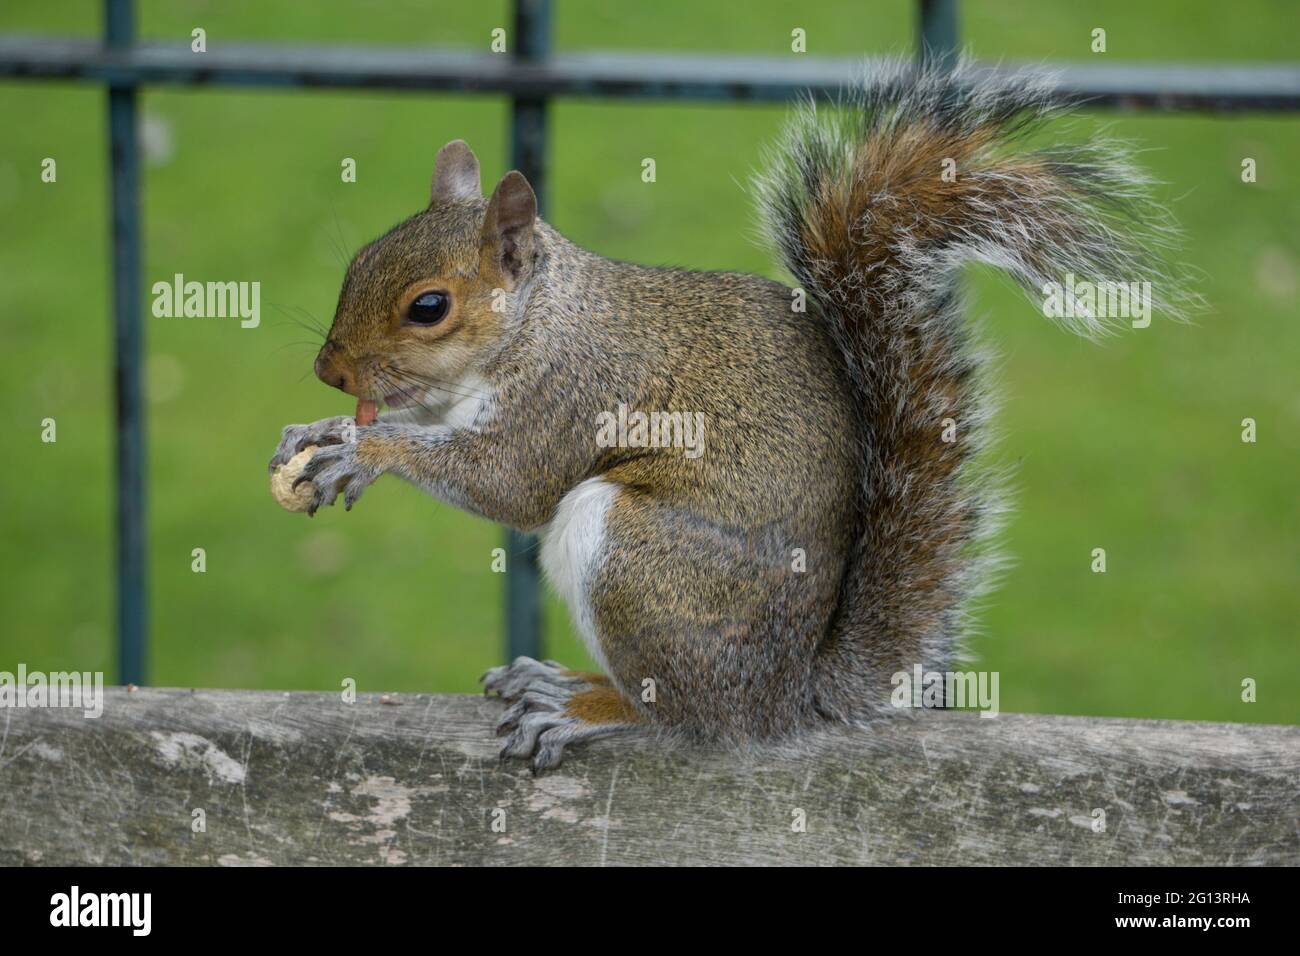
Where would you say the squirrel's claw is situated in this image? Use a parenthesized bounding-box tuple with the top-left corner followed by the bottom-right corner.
(482, 657, 640, 773)
(495, 690, 570, 736)
(481, 656, 589, 700)
(291, 440, 379, 515)
(268, 416, 354, 474)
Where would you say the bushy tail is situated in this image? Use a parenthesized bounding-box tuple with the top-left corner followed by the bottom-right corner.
(754, 59, 1194, 720)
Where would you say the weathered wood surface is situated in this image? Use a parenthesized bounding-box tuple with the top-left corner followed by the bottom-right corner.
(0, 688, 1295, 866)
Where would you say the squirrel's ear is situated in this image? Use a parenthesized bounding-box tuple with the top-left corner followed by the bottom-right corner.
(481, 171, 537, 288)
(430, 140, 481, 204)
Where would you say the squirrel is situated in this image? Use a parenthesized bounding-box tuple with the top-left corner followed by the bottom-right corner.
(269, 60, 1191, 771)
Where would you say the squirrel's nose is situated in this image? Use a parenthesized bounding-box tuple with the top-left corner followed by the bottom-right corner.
(314, 343, 352, 394)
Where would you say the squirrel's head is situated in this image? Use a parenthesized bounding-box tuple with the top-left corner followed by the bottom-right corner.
(315, 140, 538, 411)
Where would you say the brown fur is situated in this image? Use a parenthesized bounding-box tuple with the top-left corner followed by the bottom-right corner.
(564, 686, 642, 725)
(558, 670, 610, 685)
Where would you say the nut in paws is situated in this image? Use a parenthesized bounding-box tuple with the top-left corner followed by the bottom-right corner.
(268, 415, 356, 474)
(292, 440, 379, 515)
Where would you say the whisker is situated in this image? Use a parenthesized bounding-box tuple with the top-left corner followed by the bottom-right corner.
(328, 199, 353, 271)
(381, 374, 451, 419)
(271, 341, 325, 356)
(386, 370, 487, 407)
(374, 371, 445, 420)
(290, 305, 330, 339)
(385, 374, 462, 420)
(323, 231, 349, 271)
(386, 365, 493, 403)
(269, 302, 328, 342)
(382, 367, 477, 404)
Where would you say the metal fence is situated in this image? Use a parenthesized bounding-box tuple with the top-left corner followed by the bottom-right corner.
(1, 0, 1296, 685)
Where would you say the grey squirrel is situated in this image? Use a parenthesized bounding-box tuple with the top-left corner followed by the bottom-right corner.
(269, 60, 1191, 771)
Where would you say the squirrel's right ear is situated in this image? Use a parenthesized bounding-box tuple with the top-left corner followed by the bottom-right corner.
(430, 140, 481, 204)
(480, 171, 538, 289)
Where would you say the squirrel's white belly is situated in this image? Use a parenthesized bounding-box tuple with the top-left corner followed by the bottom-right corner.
(538, 477, 618, 675)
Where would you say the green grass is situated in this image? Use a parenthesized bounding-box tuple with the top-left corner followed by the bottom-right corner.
(0, 1, 1296, 725)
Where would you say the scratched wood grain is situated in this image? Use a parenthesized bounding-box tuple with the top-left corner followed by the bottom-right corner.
(0, 688, 1295, 865)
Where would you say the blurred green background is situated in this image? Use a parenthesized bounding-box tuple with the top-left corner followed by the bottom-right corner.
(1, 1, 1296, 724)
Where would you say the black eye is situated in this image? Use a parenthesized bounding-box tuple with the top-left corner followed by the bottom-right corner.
(407, 291, 450, 325)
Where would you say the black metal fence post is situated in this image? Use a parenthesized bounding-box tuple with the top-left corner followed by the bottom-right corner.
(105, 0, 147, 685)
(918, 0, 958, 69)
(503, 0, 549, 663)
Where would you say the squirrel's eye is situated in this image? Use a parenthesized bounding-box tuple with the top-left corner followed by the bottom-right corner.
(406, 291, 450, 325)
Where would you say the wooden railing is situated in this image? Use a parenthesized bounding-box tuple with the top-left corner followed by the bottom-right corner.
(1, 688, 1295, 865)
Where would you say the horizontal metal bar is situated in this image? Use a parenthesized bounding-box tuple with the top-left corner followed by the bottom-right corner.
(1, 36, 1298, 111)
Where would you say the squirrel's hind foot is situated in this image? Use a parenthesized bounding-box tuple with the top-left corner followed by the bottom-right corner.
(481, 657, 642, 773)
(481, 656, 597, 700)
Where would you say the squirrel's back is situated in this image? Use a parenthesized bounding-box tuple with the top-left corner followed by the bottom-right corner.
(523, 232, 862, 529)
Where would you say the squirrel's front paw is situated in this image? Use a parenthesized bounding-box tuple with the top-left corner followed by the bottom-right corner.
(268, 416, 356, 475)
(291, 440, 379, 515)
